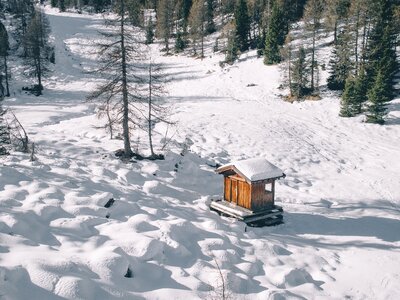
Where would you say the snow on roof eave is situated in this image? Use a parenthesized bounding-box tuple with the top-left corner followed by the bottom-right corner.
(216, 159, 285, 182)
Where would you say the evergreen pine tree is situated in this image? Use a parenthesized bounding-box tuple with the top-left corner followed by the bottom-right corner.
(92, 0, 112, 13)
(234, 0, 250, 52)
(59, 0, 66, 12)
(263, 1, 285, 65)
(174, 31, 186, 52)
(365, 70, 389, 124)
(353, 66, 368, 113)
(247, 0, 265, 49)
(221, 0, 236, 14)
(287, 0, 308, 21)
(126, 0, 144, 27)
(225, 23, 238, 64)
(12, 0, 35, 57)
(177, 0, 193, 36)
(291, 46, 309, 99)
(376, 25, 397, 101)
(205, 0, 215, 34)
(327, 29, 352, 91)
(340, 75, 358, 117)
(365, 0, 398, 99)
(182, 0, 193, 25)
(145, 19, 155, 44)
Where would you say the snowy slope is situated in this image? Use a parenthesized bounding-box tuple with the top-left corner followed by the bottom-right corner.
(1, 5, 400, 300)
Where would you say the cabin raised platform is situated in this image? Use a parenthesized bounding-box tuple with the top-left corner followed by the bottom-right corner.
(210, 199, 283, 227)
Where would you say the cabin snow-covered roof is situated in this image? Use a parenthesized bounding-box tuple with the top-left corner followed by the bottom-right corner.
(216, 158, 285, 182)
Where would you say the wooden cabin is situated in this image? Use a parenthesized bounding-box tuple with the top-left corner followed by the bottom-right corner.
(211, 158, 286, 226)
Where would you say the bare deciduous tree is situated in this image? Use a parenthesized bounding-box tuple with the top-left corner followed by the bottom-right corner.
(0, 21, 10, 98)
(142, 53, 172, 159)
(24, 8, 52, 95)
(304, 0, 324, 93)
(87, 0, 143, 158)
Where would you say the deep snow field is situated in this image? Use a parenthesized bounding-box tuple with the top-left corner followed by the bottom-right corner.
(1, 6, 400, 300)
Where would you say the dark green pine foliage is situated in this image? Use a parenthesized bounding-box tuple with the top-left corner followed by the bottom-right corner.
(234, 0, 250, 52)
(339, 66, 368, 117)
(51, 0, 57, 7)
(366, 70, 389, 124)
(353, 67, 368, 113)
(374, 25, 398, 101)
(225, 29, 238, 64)
(365, 0, 398, 100)
(264, 1, 285, 65)
(175, 0, 192, 51)
(174, 31, 186, 52)
(179, 0, 193, 33)
(126, 0, 144, 27)
(290, 0, 308, 21)
(12, 0, 35, 56)
(222, 0, 236, 14)
(248, 0, 264, 49)
(92, 0, 112, 13)
(291, 46, 309, 99)
(363, 0, 398, 123)
(327, 29, 352, 91)
(340, 76, 358, 117)
(182, 0, 193, 22)
(145, 21, 154, 44)
(205, 0, 216, 34)
(59, 0, 66, 12)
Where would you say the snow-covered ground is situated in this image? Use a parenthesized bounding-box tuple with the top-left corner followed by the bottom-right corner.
(1, 6, 400, 300)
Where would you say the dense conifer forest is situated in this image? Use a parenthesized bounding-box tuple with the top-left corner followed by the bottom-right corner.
(1, 0, 398, 128)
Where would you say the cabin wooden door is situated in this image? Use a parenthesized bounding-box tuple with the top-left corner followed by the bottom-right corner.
(224, 177, 231, 202)
(231, 178, 238, 204)
(238, 181, 250, 208)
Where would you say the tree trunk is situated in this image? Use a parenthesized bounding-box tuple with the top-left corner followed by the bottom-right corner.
(354, 9, 360, 74)
(37, 56, 42, 93)
(148, 61, 154, 157)
(311, 24, 316, 91)
(334, 20, 337, 44)
(288, 48, 292, 96)
(201, 23, 204, 59)
(106, 100, 113, 139)
(120, 0, 132, 158)
(0, 75, 4, 99)
(4, 56, 9, 97)
(22, 12, 28, 57)
(361, 15, 368, 65)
